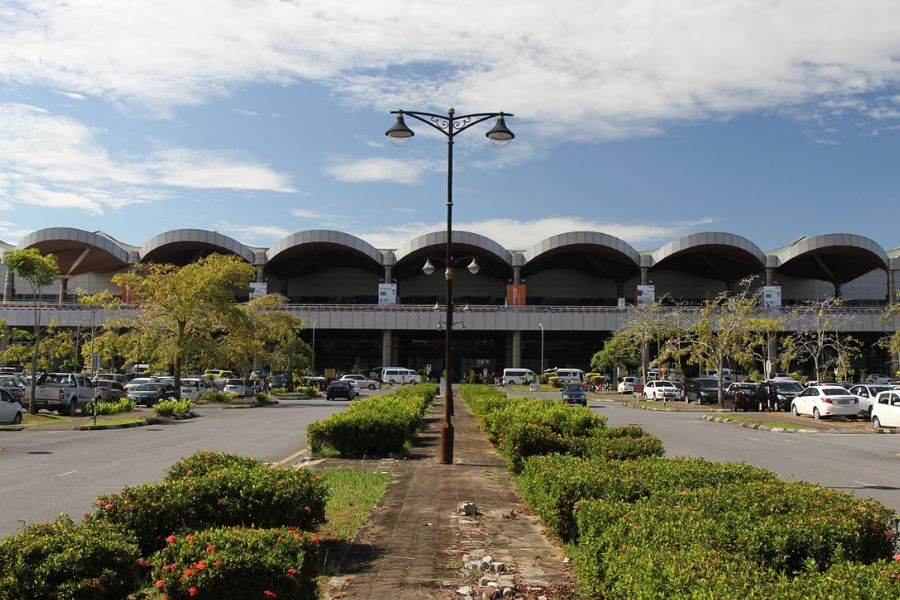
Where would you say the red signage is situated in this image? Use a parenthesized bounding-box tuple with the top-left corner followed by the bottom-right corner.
(506, 284, 526, 306)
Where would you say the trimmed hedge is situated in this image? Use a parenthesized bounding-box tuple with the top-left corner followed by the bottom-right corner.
(164, 450, 269, 481)
(518, 454, 778, 541)
(0, 514, 141, 600)
(307, 383, 437, 457)
(148, 527, 318, 600)
(91, 460, 328, 555)
(95, 398, 137, 415)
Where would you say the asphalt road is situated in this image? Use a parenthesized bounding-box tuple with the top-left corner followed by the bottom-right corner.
(0, 397, 350, 538)
(592, 399, 900, 511)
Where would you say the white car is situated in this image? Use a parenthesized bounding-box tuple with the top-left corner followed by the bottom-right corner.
(617, 376, 639, 394)
(341, 374, 380, 390)
(643, 380, 681, 400)
(791, 385, 860, 420)
(180, 377, 213, 400)
(871, 390, 900, 429)
(124, 377, 153, 392)
(222, 379, 250, 397)
(847, 384, 894, 417)
(0, 389, 23, 424)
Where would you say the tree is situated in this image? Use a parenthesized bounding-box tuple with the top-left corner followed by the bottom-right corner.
(599, 302, 682, 383)
(590, 330, 641, 378)
(780, 298, 861, 383)
(879, 304, 900, 379)
(112, 254, 255, 397)
(75, 289, 122, 376)
(4, 248, 60, 413)
(660, 280, 780, 407)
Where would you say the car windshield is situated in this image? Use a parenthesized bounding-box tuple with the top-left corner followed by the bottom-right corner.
(655, 382, 676, 388)
(330, 382, 347, 388)
(822, 387, 850, 395)
(137, 383, 164, 392)
(563, 384, 582, 391)
(869, 386, 891, 394)
(225, 380, 243, 385)
(730, 384, 757, 391)
(695, 379, 718, 388)
(773, 382, 803, 392)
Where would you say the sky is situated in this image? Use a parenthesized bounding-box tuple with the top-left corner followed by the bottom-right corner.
(1, 0, 899, 254)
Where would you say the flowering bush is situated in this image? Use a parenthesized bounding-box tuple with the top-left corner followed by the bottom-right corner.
(92, 462, 328, 555)
(0, 514, 141, 600)
(164, 450, 269, 481)
(149, 527, 318, 600)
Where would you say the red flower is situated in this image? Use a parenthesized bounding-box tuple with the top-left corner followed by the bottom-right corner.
(187, 470, 194, 476)
(287, 568, 297, 575)
(155, 580, 165, 589)
(311, 535, 320, 545)
(95, 500, 103, 506)
(186, 535, 194, 541)
(194, 560, 206, 570)
(104, 503, 114, 510)
(136, 557, 149, 568)
(91, 578, 101, 586)
(894, 553, 900, 561)
(205, 545, 215, 553)
(188, 586, 199, 597)
(263, 591, 277, 598)
(166, 535, 177, 543)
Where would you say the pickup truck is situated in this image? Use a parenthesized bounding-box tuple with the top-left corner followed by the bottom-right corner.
(32, 373, 95, 416)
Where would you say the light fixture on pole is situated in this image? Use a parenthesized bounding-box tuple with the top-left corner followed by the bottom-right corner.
(311, 320, 318, 375)
(538, 322, 544, 378)
(387, 107, 514, 464)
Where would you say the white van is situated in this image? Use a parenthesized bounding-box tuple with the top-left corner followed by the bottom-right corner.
(552, 368, 585, 383)
(502, 368, 537, 385)
(380, 367, 422, 385)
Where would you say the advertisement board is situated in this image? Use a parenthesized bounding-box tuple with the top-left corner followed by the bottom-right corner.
(760, 285, 782, 308)
(636, 284, 655, 307)
(506, 284, 526, 306)
(249, 282, 267, 299)
(378, 283, 397, 305)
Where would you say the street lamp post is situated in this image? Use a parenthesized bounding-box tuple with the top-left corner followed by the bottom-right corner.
(387, 107, 514, 464)
(538, 323, 544, 378)
(311, 320, 318, 375)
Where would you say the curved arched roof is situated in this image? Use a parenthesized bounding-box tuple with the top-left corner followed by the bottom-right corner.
(395, 231, 512, 265)
(140, 229, 256, 265)
(17, 227, 131, 274)
(650, 232, 766, 281)
(522, 231, 640, 280)
(264, 230, 384, 278)
(771, 234, 888, 283)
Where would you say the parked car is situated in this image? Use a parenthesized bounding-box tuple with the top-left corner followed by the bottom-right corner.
(204, 369, 235, 380)
(124, 377, 154, 392)
(341, 374, 381, 390)
(871, 390, 900, 429)
(32, 373, 95, 415)
(94, 379, 127, 402)
(791, 385, 859, 420)
(127, 382, 177, 406)
(561, 382, 587, 406)
(642, 380, 681, 401)
(0, 375, 27, 405)
(180, 377, 213, 400)
(325, 380, 356, 401)
(617, 376, 640, 394)
(685, 378, 720, 404)
(0, 389, 23, 425)
(754, 379, 804, 411)
(847, 384, 893, 417)
(670, 380, 685, 400)
(222, 379, 250, 397)
(270, 371, 294, 391)
(725, 382, 760, 411)
(93, 373, 129, 386)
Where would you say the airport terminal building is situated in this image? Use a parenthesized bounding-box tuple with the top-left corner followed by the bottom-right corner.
(1, 228, 898, 377)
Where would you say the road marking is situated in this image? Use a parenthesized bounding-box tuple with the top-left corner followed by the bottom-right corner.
(854, 480, 876, 487)
(747, 437, 761, 442)
(277, 448, 309, 466)
(56, 470, 77, 477)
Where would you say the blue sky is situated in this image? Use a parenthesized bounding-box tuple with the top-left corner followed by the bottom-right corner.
(1, 1, 899, 253)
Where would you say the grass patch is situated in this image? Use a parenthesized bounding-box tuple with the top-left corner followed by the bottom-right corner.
(79, 417, 147, 429)
(0, 413, 72, 428)
(316, 467, 391, 576)
(707, 413, 816, 430)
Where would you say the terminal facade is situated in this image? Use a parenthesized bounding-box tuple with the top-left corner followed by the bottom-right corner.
(1, 228, 898, 378)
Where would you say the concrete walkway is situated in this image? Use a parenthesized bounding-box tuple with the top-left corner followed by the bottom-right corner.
(326, 391, 571, 599)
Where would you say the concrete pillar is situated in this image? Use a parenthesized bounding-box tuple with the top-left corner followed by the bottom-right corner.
(512, 266, 521, 285)
(382, 330, 392, 367)
(834, 281, 842, 299)
(766, 267, 775, 286)
(384, 265, 393, 282)
(255, 266, 264, 283)
(58, 277, 68, 304)
(616, 280, 625, 307)
(280, 279, 288, 297)
(640, 267, 649, 285)
(3, 269, 13, 302)
(511, 330, 522, 368)
(887, 268, 895, 305)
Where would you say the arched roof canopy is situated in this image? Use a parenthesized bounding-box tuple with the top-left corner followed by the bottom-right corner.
(521, 231, 640, 281)
(393, 231, 513, 281)
(650, 232, 766, 282)
(17, 228, 132, 275)
(140, 229, 256, 266)
(265, 230, 384, 279)
(772, 234, 888, 283)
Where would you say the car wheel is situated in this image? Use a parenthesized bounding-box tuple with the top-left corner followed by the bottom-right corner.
(873, 416, 881, 429)
(867, 406, 873, 418)
(12, 412, 22, 425)
(388, 379, 396, 385)
(813, 407, 821, 420)
(369, 384, 376, 390)
(69, 400, 78, 417)
(791, 404, 799, 416)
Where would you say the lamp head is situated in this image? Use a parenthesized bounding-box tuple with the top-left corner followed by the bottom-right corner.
(467, 257, 480, 275)
(386, 112, 414, 147)
(486, 113, 515, 149)
(422, 258, 436, 276)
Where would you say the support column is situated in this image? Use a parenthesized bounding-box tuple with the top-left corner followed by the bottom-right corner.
(382, 330, 392, 367)
(3, 269, 14, 302)
(510, 330, 522, 368)
(58, 276, 68, 304)
(887, 268, 896, 305)
(255, 266, 264, 283)
(512, 266, 521, 284)
(834, 281, 842, 299)
(616, 280, 625, 307)
(640, 267, 649, 285)
(384, 265, 393, 282)
(766, 267, 775, 286)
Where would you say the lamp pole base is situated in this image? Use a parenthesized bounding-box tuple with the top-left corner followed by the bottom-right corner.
(439, 421, 454, 464)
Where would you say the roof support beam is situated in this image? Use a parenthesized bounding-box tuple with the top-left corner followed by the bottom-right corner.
(66, 248, 91, 276)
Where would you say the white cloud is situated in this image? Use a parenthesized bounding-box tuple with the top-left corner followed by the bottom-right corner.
(0, 103, 296, 214)
(216, 222, 291, 243)
(2, 2, 899, 137)
(0, 220, 33, 244)
(356, 216, 716, 250)
(54, 90, 86, 100)
(234, 108, 258, 117)
(290, 208, 325, 219)
(324, 157, 438, 184)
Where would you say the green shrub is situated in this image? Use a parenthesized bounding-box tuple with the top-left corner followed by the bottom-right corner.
(199, 390, 235, 403)
(307, 385, 437, 457)
(255, 391, 274, 404)
(269, 386, 288, 394)
(149, 526, 318, 600)
(95, 397, 137, 415)
(0, 514, 141, 600)
(92, 463, 329, 555)
(163, 450, 270, 481)
(154, 398, 194, 417)
(549, 376, 562, 388)
(568, 426, 665, 461)
(517, 455, 778, 541)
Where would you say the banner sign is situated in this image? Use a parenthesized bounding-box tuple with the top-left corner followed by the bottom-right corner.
(760, 286, 782, 308)
(378, 283, 397, 305)
(506, 284, 526, 306)
(636, 285, 655, 307)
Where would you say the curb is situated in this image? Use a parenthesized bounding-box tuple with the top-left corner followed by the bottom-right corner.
(702, 414, 817, 433)
(77, 418, 152, 431)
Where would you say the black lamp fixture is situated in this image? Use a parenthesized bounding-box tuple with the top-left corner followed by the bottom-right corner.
(386, 106, 514, 465)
